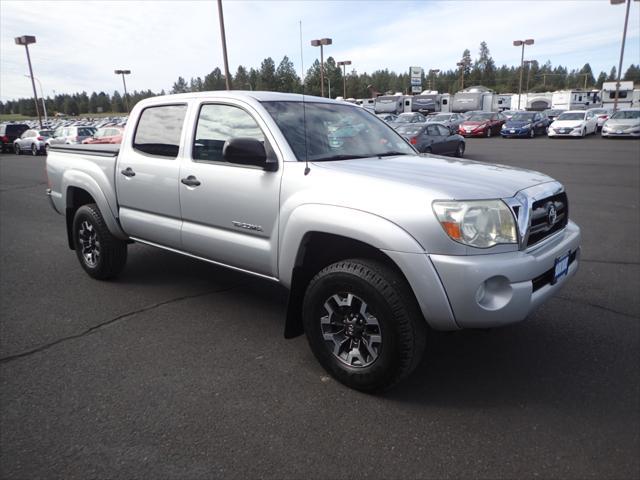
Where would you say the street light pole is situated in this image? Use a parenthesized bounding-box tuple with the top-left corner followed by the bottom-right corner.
(24, 74, 47, 123)
(114, 70, 131, 112)
(337, 60, 352, 98)
(15, 35, 42, 128)
(523, 61, 533, 93)
(217, 0, 231, 90)
(513, 38, 534, 110)
(611, 0, 635, 112)
(456, 62, 465, 90)
(311, 38, 332, 97)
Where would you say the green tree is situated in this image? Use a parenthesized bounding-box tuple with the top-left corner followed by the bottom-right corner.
(171, 76, 189, 93)
(579, 63, 596, 88)
(233, 65, 250, 90)
(607, 66, 617, 81)
(111, 91, 124, 112)
(623, 64, 640, 83)
(257, 57, 277, 91)
(596, 71, 607, 89)
(203, 68, 226, 90)
(275, 56, 300, 93)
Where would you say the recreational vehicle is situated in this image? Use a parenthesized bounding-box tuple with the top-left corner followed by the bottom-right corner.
(601, 81, 635, 111)
(409, 94, 451, 114)
(452, 86, 495, 113)
(374, 95, 405, 114)
(527, 92, 553, 111)
(551, 90, 601, 111)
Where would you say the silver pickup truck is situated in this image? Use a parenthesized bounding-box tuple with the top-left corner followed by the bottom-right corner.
(46, 91, 581, 392)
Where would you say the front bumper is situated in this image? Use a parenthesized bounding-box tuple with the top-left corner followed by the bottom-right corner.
(428, 221, 581, 329)
(460, 129, 486, 137)
(602, 129, 640, 138)
(501, 127, 531, 137)
(548, 128, 583, 137)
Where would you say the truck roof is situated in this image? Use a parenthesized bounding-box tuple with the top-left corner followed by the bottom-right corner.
(140, 90, 338, 105)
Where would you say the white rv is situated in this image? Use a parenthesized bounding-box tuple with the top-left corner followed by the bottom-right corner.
(452, 86, 495, 113)
(601, 81, 635, 111)
(493, 94, 513, 111)
(409, 93, 451, 114)
(374, 95, 405, 114)
(551, 90, 601, 110)
(527, 92, 553, 111)
(356, 98, 376, 112)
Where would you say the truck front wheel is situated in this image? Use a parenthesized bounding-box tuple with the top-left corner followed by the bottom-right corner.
(302, 259, 426, 392)
(72, 203, 127, 280)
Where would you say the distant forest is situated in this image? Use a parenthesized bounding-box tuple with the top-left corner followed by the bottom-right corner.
(3, 41, 640, 117)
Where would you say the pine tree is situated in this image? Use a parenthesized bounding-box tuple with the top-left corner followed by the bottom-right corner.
(171, 76, 189, 94)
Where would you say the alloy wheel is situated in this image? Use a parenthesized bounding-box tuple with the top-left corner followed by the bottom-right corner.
(319, 292, 382, 368)
(78, 220, 101, 267)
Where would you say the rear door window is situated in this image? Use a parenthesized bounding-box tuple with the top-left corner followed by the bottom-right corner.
(133, 104, 187, 158)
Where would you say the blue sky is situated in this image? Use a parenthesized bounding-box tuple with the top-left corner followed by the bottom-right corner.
(1, 0, 638, 102)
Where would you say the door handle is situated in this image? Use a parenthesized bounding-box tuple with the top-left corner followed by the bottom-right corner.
(121, 167, 135, 177)
(181, 175, 201, 187)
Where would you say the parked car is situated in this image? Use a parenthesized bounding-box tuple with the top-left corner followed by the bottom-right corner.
(390, 112, 427, 128)
(500, 112, 550, 138)
(586, 108, 610, 131)
(375, 113, 398, 123)
(458, 112, 506, 137)
(425, 113, 465, 130)
(396, 122, 465, 157)
(543, 109, 565, 121)
(601, 109, 640, 138)
(46, 126, 97, 151)
(46, 91, 581, 392)
(548, 110, 598, 138)
(82, 127, 124, 144)
(0, 123, 29, 152)
(13, 129, 53, 155)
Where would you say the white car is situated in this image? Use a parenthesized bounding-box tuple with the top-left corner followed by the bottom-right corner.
(586, 108, 610, 131)
(548, 110, 598, 138)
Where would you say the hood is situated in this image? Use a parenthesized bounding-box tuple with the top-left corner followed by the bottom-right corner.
(551, 119, 584, 128)
(461, 121, 487, 127)
(605, 118, 640, 127)
(505, 120, 531, 128)
(312, 155, 553, 200)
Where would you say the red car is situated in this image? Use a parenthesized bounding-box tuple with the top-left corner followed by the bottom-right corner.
(458, 112, 506, 137)
(82, 127, 124, 144)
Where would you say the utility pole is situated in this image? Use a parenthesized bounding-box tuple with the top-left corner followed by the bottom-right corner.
(114, 70, 131, 111)
(15, 35, 42, 128)
(337, 60, 352, 98)
(610, 0, 635, 112)
(217, 0, 231, 90)
(311, 38, 332, 97)
(513, 39, 534, 110)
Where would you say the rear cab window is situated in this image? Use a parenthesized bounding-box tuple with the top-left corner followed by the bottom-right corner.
(133, 104, 187, 158)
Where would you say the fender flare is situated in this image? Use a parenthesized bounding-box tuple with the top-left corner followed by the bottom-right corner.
(278, 204, 425, 288)
(62, 170, 127, 240)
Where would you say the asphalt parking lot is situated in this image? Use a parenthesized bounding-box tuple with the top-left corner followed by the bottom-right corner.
(1, 135, 639, 479)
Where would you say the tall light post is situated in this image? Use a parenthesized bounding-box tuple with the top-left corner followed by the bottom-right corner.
(24, 75, 47, 123)
(337, 60, 352, 98)
(14, 35, 42, 128)
(513, 38, 534, 110)
(114, 70, 131, 112)
(310, 38, 332, 97)
(428, 69, 440, 91)
(217, 0, 231, 90)
(456, 61, 465, 90)
(610, 0, 637, 112)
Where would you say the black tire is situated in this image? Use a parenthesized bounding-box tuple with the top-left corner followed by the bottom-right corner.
(72, 203, 127, 280)
(486, 127, 492, 138)
(14, 143, 21, 155)
(302, 259, 427, 393)
(455, 142, 465, 157)
(31, 143, 38, 156)
(529, 128, 535, 139)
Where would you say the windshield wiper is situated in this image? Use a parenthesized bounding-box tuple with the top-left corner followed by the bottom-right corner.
(375, 151, 410, 157)
(311, 154, 369, 162)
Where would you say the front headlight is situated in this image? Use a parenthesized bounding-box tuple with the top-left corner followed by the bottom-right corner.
(432, 200, 517, 248)
(523, 123, 532, 129)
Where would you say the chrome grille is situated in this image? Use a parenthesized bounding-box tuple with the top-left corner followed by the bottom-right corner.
(526, 192, 568, 247)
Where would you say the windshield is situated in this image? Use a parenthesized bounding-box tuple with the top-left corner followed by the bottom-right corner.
(511, 113, 536, 121)
(611, 110, 640, 120)
(557, 112, 585, 121)
(262, 101, 415, 161)
(395, 114, 417, 123)
(78, 127, 96, 136)
(429, 114, 450, 122)
(467, 113, 492, 121)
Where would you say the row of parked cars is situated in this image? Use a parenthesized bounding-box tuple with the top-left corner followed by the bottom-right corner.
(376, 107, 640, 142)
(0, 116, 127, 156)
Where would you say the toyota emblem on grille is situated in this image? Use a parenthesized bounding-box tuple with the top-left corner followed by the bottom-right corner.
(547, 204, 557, 226)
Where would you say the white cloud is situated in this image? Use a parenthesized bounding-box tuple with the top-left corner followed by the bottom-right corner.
(1, 0, 638, 102)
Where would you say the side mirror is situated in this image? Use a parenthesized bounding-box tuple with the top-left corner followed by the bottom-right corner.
(223, 137, 277, 171)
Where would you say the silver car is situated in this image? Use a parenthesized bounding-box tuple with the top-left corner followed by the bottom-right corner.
(46, 126, 96, 151)
(425, 113, 465, 130)
(13, 129, 53, 156)
(601, 109, 640, 138)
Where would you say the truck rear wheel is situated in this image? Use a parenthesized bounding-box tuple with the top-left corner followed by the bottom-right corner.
(302, 259, 426, 392)
(72, 203, 127, 280)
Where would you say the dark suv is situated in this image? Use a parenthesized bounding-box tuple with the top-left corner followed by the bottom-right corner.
(0, 124, 29, 153)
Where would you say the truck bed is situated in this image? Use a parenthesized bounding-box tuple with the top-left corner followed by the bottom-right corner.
(49, 144, 120, 157)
